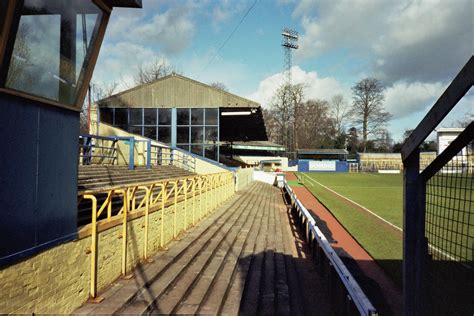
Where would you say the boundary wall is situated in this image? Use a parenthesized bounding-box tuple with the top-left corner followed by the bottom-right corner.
(0, 180, 232, 314)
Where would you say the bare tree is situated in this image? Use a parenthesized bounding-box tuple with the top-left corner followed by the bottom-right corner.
(268, 84, 293, 150)
(296, 99, 335, 149)
(291, 83, 304, 151)
(80, 81, 118, 133)
(351, 78, 391, 152)
(209, 81, 228, 92)
(330, 94, 350, 137)
(267, 83, 305, 156)
(134, 59, 178, 85)
(90, 81, 118, 102)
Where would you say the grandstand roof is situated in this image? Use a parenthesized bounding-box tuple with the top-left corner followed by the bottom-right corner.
(222, 141, 285, 151)
(297, 148, 348, 155)
(97, 73, 260, 109)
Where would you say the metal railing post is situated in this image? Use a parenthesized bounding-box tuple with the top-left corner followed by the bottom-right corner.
(184, 179, 188, 231)
(84, 195, 98, 299)
(192, 178, 196, 226)
(128, 137, 135, 170)
(199, 177, 203, 221)
(121, 190, 129, 276)
(146, 140, 151, 169)
(141, 186, 150, 260)
(173, 181, 177, 238)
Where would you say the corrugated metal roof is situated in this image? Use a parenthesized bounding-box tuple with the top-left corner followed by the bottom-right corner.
(225, 141, 285, 151)
(97, 74, 260, 109)
(297, 148, 348, 155)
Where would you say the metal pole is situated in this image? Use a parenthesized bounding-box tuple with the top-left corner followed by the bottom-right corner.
(121, 190, 129, 276)
(142, 187, 150, 260)
(84, 195, 97, 298)
(403, 149, 420, 315)
(146, 140, 151, 169)
(129, 138, 135, 170)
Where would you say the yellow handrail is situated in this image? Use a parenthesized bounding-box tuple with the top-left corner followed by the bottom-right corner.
(79, 171, 234, 299)
(82, 194, 97, 298)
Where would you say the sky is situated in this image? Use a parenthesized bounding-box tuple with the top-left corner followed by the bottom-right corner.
(92, 0, 473, 141)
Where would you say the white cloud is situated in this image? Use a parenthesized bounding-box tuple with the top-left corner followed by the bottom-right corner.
(294, 0, 473, 83)
(92, 42, 169, 91)
(248, 66, 349, 107)
(105, 1, 198, 55)
(384, 81, 446, 120)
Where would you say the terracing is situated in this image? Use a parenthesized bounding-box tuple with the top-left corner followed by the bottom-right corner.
(73, 182, 331, 315)
(0, 135, 376, 315)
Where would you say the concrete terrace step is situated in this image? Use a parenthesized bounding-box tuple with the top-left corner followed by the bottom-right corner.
(73, 182, 331, 315)
(77, 165, 196, 227)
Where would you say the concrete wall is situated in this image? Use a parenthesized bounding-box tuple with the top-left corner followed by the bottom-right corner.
(235, 167, 254, 191)
(253, 171, 277, 185)
(0, 183, 233, 314)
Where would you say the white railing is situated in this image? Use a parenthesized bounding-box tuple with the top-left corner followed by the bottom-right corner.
(284, 181, 377, 316)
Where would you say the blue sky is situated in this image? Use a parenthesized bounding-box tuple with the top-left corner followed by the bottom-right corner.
(92, 0, 473, 141)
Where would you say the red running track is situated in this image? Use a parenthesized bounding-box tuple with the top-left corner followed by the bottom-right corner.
(285, 172, 402, 315)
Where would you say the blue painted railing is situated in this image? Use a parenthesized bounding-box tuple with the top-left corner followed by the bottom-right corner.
(79, 135, 135, 170)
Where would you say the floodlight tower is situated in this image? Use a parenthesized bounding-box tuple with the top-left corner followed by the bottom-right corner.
(281, 28, 299, 158)
(281, 28, 299, 86)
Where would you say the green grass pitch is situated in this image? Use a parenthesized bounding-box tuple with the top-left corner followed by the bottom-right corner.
(297, 172, 404, 286)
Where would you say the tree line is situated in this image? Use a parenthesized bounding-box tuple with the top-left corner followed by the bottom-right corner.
(263, 78, 396, 157)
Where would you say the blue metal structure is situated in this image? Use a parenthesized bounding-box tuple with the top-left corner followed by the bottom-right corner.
(0, 0, 141, 267)
(0, 93, 79, 266)
(297, 160, 349, 172)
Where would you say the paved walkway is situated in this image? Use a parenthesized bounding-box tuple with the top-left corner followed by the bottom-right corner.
(285, 172, 402, 315)
(74, 181, 330, 315)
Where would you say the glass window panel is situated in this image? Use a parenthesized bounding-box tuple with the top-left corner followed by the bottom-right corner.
(158, 127, 171, 144)
(191, 145, 203, 156)
(205, 108, 218, 125)
(158, 108, 171, 125)
(204, 145, 217, 161)
(178, 144, 190, 151)
(177, 108, 190, 125)
(100, 108, 113, 124)
(144, 108, 157, 125)
(127, 126, 142, 135)
(114, 108, 128, 126)
(205, 126, 218, 142)
(129, 108, 142, 125)
(191, 127, 204, 144)
(191, 108, 204, 125)
(177, 126, 189, 143)
(115, 125, 127, 131)
(144, 127, 156, 140)
(4, 1, 104, 105)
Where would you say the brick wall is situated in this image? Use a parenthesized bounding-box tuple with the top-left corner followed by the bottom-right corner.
(0, 185, 232, 314)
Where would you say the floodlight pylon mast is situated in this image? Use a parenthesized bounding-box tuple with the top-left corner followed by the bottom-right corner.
(281, 28, 298, 86)
(281, 28, 299, 158)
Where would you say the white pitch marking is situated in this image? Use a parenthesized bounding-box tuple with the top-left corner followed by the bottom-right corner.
(299, 172, 460, 263)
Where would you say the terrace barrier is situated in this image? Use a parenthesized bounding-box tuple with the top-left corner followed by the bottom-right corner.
(80, 172, 234, 299)
(283, 180, 377, 316)
(79, 134, 200, 173)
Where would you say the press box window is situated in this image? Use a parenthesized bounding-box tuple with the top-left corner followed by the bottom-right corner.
(0, 0, 105, 107)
